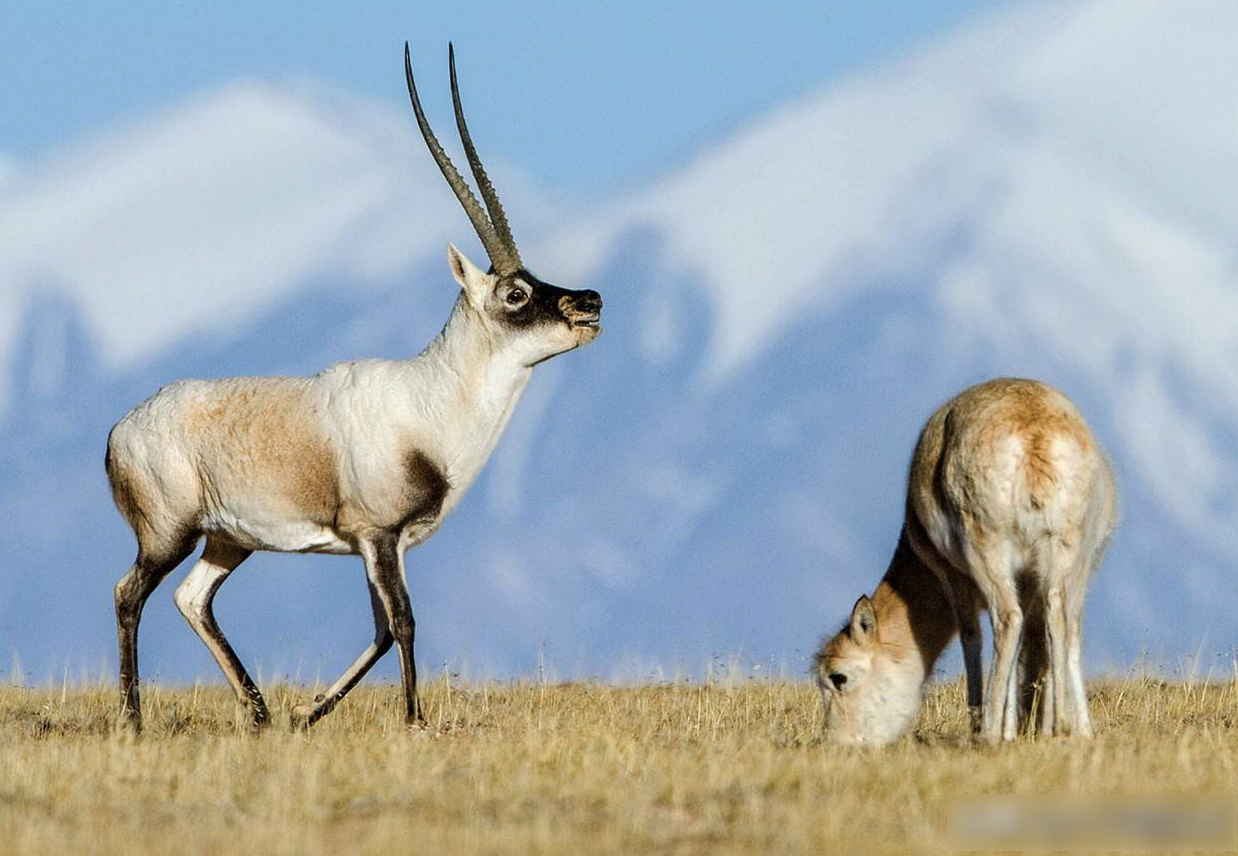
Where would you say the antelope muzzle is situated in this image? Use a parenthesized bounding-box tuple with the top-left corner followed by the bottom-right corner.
(561, 290, 603, 339)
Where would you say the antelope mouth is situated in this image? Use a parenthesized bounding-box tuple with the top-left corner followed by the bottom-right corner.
(571, 314, 601, 330)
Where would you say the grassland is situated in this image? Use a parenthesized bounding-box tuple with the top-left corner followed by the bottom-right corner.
(0, 674, 1235, 855)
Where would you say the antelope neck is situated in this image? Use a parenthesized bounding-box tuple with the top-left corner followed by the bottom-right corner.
(870, 533, 959, 677)
(415, 293, 531, 482)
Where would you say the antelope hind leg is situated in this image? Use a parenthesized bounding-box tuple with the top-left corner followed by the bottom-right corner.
(173, 538, 269, 729)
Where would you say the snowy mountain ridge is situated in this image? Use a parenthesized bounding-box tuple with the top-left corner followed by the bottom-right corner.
(0, 79, 553, 417)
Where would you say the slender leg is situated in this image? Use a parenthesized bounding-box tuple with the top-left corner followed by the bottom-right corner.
(968, 552, 1022, 743)
(1044, 583, 1071, 736)
(1066, 623, 1092, 738)
(948, 573, 984, 735)
(1001, 643, 1020, 741)
(1038, 665, 1056, 737)
(362, 535, 423, 725)
(173, 537, 269, 729)
(115, 538, 198, 730)
(1065, 570, 1094, 738)
(290, 580, 393, 729)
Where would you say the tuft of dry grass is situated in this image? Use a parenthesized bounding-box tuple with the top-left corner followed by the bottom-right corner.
(0, 675, 1235, 855)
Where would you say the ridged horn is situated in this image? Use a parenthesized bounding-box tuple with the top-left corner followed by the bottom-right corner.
(404, 42, 516, 274)
(449, 43, 523, 272)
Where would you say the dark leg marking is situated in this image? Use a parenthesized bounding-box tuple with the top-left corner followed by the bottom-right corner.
(950, 574, 985, 735)
(365, 534, 423, 725)
(115, 535, 198, 731)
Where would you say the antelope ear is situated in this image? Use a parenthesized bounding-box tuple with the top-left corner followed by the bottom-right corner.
(447, 243, 490, 308)
(849, 595, 877, 645)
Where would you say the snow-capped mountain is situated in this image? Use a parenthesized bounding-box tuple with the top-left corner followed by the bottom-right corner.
(0, 80, 552, 418)
(1, 0, 1235, 684)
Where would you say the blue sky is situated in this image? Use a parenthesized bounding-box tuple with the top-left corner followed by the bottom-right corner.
(3, 0, 1016, 198)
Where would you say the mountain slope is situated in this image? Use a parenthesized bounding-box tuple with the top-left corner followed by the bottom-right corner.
(0, 80, 551, 417)
(544, 0, 1238, 384)
(539, 0, 1238, 558)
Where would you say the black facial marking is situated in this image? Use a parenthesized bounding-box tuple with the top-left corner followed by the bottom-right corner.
(495, 269, 602, 331)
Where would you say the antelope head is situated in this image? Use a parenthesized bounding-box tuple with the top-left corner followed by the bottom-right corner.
(406, 43, 603, 366)
(813, 596, 923, 746)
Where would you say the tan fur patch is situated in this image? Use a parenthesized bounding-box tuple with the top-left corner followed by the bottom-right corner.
(910, 378, 1097, 518)
(816, 534, 959, 678)
(870, 536, 959, 670)
(992, 380, 1090, 506)
(188, 381, 339, 524)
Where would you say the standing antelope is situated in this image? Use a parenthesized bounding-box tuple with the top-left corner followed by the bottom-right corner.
(814, 378, 1115, 745)
(105, 43, 602, 731)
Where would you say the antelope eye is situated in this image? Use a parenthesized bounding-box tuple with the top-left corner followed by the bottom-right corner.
(506, 288, 527, 305)
(829, 672, 848, 691)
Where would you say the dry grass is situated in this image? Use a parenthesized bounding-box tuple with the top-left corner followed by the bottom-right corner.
(1, 674, 1235, 855)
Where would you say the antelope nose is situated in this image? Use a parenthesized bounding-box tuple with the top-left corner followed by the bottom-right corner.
(575, 290, 602, 314)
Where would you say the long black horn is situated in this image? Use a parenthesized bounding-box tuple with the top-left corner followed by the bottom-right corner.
(404, 42, 513, 272)
(449, 43, 523, 273)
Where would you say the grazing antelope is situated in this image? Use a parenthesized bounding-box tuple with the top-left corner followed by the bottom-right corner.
(814, 378, 1115, 745)
(105, 43, 602, 731)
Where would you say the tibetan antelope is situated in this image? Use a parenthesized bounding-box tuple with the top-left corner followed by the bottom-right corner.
(105, 43, 602, 731)
(814, 378, 1115, 745)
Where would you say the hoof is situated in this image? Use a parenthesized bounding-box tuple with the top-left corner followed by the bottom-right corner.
(967, 710, 983, 736)
(241, 700, 272, 733)
(289, 703, 316, 730)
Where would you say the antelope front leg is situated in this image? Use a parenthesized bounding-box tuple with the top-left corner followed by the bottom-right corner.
(947, 574, 984, 735)
(290, 580, 393, 729)
(362, 535, 424, 726)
